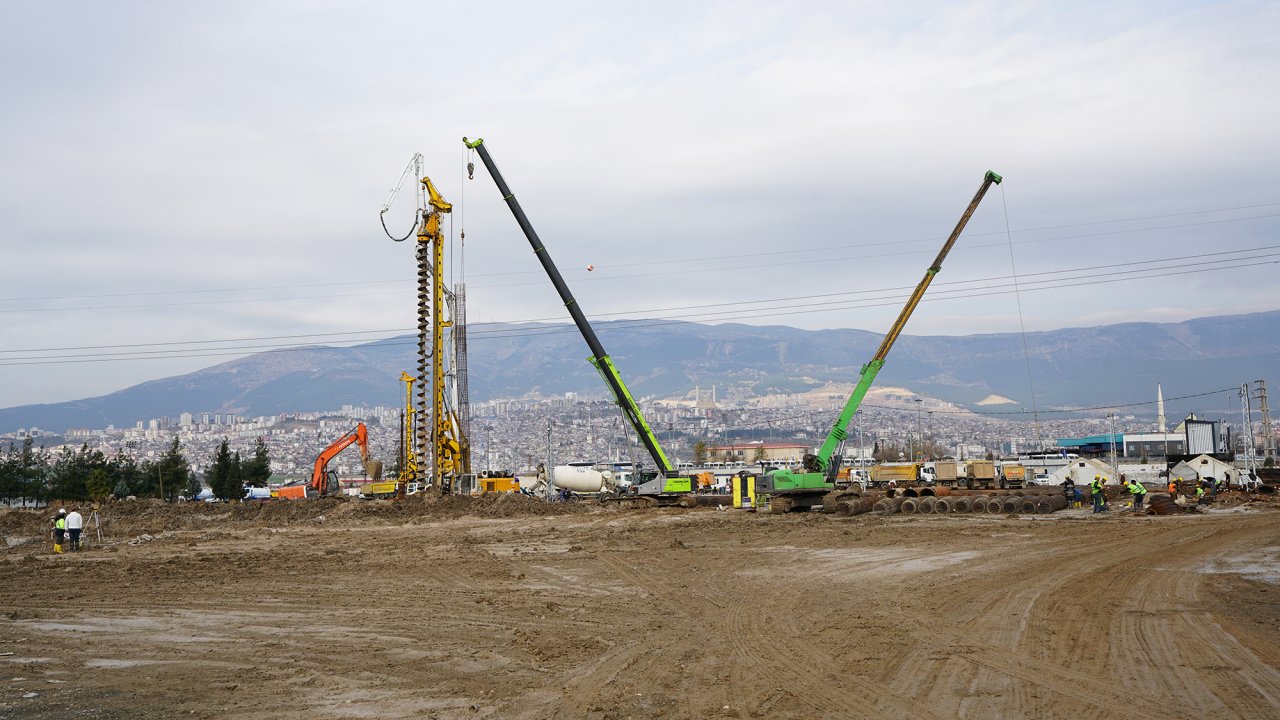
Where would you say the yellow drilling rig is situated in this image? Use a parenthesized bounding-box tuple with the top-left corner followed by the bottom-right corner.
(380, 154, 472, 496)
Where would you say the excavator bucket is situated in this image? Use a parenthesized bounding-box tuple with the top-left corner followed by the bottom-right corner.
(363, 460, 384, 481)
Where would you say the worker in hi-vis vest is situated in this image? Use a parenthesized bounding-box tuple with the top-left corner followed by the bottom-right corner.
(1090, 476, 1106, 513)
(51, 509, 66, 554)
(1126, 478, 1148, 513)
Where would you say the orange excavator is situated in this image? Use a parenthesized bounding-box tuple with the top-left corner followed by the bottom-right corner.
(308, 423, 384, 497)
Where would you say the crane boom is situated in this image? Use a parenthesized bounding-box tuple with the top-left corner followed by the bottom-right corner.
(757, 171, 1002, 512)
(463, 137, 676, 478)
(811, 170, 1003, 478)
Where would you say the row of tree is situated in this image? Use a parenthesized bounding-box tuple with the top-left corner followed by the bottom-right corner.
(0, 437, 272, 505)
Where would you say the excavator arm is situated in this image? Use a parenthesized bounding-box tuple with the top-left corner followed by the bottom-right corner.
(310, 423, 383, 495)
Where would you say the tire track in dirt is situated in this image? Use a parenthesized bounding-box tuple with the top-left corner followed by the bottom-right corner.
(848, 521, 1208, 720)
(503, 551, 706, 719)
(1124, 524, 1280, 720)
(897, 515, 1280, 720)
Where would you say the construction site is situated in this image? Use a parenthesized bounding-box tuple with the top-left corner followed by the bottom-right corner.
(3, 146, 1279, 720)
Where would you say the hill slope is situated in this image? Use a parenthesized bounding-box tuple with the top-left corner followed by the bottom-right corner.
(3, 310, 1277, 433)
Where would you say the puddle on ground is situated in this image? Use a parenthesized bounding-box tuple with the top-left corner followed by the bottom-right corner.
(1200, 546, 1280, 585)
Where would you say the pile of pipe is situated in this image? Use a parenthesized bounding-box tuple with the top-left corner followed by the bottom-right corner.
(877, 488, 1069, 515)
(1144, 494, 1186, 515)
(827, 492, 884, 516)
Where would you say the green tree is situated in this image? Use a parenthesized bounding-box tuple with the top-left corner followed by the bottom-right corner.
(693, 441, 708, 465)
(157, 437, 192, 502)
(16, 438, 48, 504)
(86, 468, 113, 500)
(107, 452, 144, 497)
(0, 443, 17, 504)
(752, 445, 766, 463)
(111, 479, 130, 499)
(185, 472, 203, 500)
(243, 437, 271, 487)
(209, 439, 242, 501)
(47, 444, 106, 501)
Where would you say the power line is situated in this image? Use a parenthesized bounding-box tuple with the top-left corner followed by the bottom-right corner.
(1, 254, 1276, 366)
(2, 202, 1277, 305)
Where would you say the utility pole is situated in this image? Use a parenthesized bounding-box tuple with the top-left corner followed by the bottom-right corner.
(856, 409, 865, 467)
(1108, 413, 1117, 472)
(546, 419, 554, 500)
(485, 425, 492, 473)
(1257, 379, 1275, 462)
(927, 411, 934, 459)
(1240, 384, 1257, 477)
(914, 398, 923, 461)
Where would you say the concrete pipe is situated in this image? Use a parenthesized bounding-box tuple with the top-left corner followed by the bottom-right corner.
(873, 497, 905, 514)
(918, 497, 938, 513)
(902, 488, 920, 498)
(1034, 495, 1067, 513)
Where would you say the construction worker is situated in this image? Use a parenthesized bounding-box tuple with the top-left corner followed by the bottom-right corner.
(1090, 476, 1106, 513)
(1167, 477, 1178, 498)
(65, 507, 84, 551)
(1062, 476, 1075, 505)
(1195, 483, 1206, 504)
(51, 509, 66, 554)
(1126, 478, 1148, 513)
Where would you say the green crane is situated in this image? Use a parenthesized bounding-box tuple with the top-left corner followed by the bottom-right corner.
(756, 170, 1003, 513)
(463, 137, 694, 506)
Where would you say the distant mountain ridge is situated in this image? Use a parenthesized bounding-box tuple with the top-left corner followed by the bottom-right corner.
(3, 310, 1278, 433)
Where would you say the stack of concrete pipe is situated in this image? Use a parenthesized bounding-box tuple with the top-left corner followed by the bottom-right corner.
(872, 496, 907, 513)
(870, 487, 1069, 515)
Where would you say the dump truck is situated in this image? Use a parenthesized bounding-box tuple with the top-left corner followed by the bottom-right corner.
(928, 460, 961, 486)
(965, 460, 998, 489)
(1001, 463, 1027, 489)
(870, 463, 920, 488)
(361, 481, 401, 498)
(474, 475, 521, 494)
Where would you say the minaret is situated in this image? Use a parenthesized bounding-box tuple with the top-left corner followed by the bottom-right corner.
(1157, 383, 1167, 433)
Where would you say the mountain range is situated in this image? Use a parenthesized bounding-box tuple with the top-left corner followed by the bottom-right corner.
(3, 310, 1278, 434)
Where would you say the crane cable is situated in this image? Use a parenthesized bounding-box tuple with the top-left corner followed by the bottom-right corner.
(1001, 182, 1044, 448)
(380, 153, 423, 242)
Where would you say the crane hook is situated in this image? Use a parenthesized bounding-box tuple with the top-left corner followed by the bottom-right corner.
(467, 161, 475, 180)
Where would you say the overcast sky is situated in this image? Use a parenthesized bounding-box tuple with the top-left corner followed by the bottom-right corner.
(1, 1, 1277, 409)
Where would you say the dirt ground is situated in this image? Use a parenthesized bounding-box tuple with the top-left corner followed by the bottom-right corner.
(1, 494, 1278, 719)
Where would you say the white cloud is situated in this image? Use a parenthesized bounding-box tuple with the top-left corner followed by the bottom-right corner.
(0, 0, 1277, 406)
